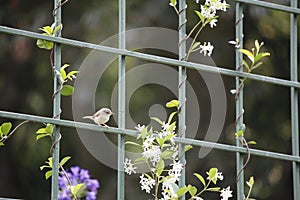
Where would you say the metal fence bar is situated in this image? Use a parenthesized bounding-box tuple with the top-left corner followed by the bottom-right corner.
(290, 0, 300, 199)
(117, 0, 126, 199)
(51, 0, 62, 199)
(0, 25, 299, 89)
(235, 2, 244, 199)
(1, 110, 299, 163)
(178, 0, 187, 198)
(234, 0, 300, 14)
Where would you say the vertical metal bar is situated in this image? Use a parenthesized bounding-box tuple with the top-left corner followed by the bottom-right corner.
(51, 0, 62, 200)
(118, 0, 126, 199)
(235, 2, 244, 200)
(290, 1, 300, 199)
(178, 0, 186, 199)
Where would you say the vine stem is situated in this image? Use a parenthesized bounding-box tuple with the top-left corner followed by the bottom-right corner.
(1, 120, 30, 143)
(59, 163, 78, 200)
(155, 175, 159, 200)
(236, 137, 251, 181)
(189, 180, 212, 200)
(185, 23, 206, 61)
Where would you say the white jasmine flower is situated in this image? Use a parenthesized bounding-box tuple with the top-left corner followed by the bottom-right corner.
(161, 177, 178, 199)
(230, 89, 237, 95)
(162, 121, 171, 131)
(220, 186, 233, 200)
(206, 171, 224, 181)
(201, 5, 216, 19)
(200, 42, 214, 56)
(168, 160, 183, 181)
(217, 172, 224, 180)
(209, 18, 218, 28)
(124, 158, 137, 175)
(139, 174, 155, 193)
(143, 136, 155, 151)
(135, 124, 145, 132)
(142, 145, 161, 165)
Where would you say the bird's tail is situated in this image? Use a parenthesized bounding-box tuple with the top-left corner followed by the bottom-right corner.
(82, 116, 94, 120)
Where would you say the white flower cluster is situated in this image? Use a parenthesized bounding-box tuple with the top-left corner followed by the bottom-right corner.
(196, 0, 229, 57)
(200, 42, 214, 57)
(159, 160, 184, 200)
(199, 0, 228, 19)
(142, 136, 162, 165)
(139, 174, 155, 194)
(220, 186, 233, 200)
(124, 158, 137, 175)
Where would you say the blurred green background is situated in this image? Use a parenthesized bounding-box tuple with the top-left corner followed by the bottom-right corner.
(0, 0, 298, 199)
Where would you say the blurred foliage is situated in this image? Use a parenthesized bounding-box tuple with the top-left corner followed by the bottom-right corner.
(0, 0, 298, 199)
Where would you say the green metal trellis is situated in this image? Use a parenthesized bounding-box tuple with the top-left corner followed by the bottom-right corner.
(0, 0, 299, 199)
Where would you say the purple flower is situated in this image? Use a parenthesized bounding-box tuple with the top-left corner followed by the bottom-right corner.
(58, 166, 100, 200)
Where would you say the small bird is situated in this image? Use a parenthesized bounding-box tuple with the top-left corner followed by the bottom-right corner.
(83, 108, 114, 126)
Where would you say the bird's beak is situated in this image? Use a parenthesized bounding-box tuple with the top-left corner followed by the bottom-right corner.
(111, 112, 114, 115)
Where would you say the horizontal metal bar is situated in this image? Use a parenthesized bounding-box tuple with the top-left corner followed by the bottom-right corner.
(0, 110, 137, 137)
(234, 0, 300, 15)
(0, 25, 299, 89)
(0, 110, 299, 163)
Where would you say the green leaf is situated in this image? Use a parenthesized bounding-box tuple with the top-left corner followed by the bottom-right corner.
(39, 26, 53, 35)
(239, 49, 254, 64)
(45, 124, 54, 134)
(140, 126, 148, 139)
(60, 156, 71, 166)
(36, 133, 49, 141)
(166, 99, 179, 108)
(188, 185, 197, 196)
(36, 128, 47, 134)
(168, 121, 176, 133)
(71, 183, 86, 198)
(1, 122, 12, 136)
(242, 60, 250, 71)
(61, 85, 74, 96)
(134, 156, 148, 164)
(45, 170, 52, 179)
(66, 70, 79, 80)
(156, 159, 165, 176)
(46, 157, 53, 168)
(252, 61, 263, 70)
(194, 173, 206, 187)
(208, 168, 218, 184)
(195, 10, 205, 23)
(156, 137, 164, 148)
(125, 141, 141, 147)
(192, 42, 201, 50)
(53, 24, 63, 35)
(0, 142, 4, 146)
(185, 145, 193, 152)
(40, 164, 51, 171)
(60, 68, 67, 81)
(169, 0, 177, 6)
(235, 130, 244, 138)
(246, 176, 255, 188)
(167, 111, 177, 124)
(161, 149, 175, 159)
(176, 186, 189, 197)
(36, 38, 54, 50)
(206, 187, 221, 192)
(151, 117, 164, 125)
(248, 141, 257, 145)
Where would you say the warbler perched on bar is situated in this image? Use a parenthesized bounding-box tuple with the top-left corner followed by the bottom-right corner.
(83, 108, 113, 126)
